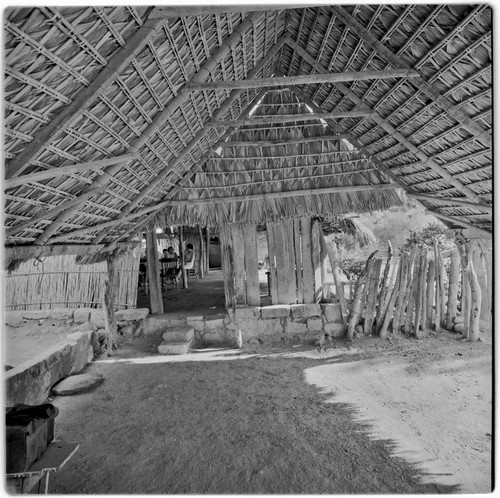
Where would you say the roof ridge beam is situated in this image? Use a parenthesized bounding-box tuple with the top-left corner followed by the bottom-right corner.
(288, 41, 486, 205)
(149, 5, 314, 17)
(5, 15, 167, 179)
(329, 5, 492, 150)
(186, 68, 419, 92)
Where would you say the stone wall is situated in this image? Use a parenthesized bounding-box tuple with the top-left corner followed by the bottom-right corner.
(142, 303, 346, 348)
(5, 307, 150, 406)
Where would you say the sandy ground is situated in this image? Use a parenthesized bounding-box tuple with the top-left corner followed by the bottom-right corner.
(40, 328, 492, 494)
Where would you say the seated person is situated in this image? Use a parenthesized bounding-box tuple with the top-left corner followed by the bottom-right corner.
(184, 243, 195, 265)
(161, 246, 178, 262)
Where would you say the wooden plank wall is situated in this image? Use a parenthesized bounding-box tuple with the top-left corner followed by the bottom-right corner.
(220, 223, 260, 307)
(266, 217, 321, 305)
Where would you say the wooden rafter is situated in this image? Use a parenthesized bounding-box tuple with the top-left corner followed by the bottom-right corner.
(207, 110, 371, 128)
(27, 11, 268, 246)
(186, 68, 419, 92)
(5, 15, 167, 179)
(148, 5, 314, 18)
(102, 37, 288, 233)
(169, 184, 398, 206)
(288, 41, 487, 205)
(5, 155, 133, 190)
(330, 5, 492, 150)
(218, 135, 349, 147)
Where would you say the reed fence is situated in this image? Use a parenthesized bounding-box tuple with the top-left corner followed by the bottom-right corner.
(5, 247, 141, 311)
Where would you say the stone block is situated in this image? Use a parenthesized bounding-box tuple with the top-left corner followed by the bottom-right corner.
(260, 305, 290, 319)
(50, 308, 74, 321)
(75, 321, 97, 332)
(143, 315, 179, 336)
(5, 331, 94, 406)
(5, 311, 24, 327)
(325, 322, 346, 338)
(158, 340, 192, 355)
(186, 315, 204, 322)
(257, 318, 284, 338)
(203, 332, 221, 344)
(321, 303, 343, 323)
(22, 310, 50, 320)
(235, 307, 260, 321)
(307, 317, 324, 332)
(454, 323, 465, 334)
(205, 318, 224, 331)
(120, 324, 136, 336)
(186, 320, 205, 332)
(52, 373, 104, 395)
(115, 308, 149, 322)
(162, 326, 194, 342)
(453, 316, 464, 324)
(166, 319, 186, 328)
(285, 321, 308, 335)
(73, 308, 92, 324)
(90, 309, 106, 328)
(290, 304, 321, 319)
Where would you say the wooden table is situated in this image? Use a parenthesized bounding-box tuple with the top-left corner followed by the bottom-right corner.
(7, 441, 79, 494)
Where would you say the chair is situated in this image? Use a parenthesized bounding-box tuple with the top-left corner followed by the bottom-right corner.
(183, 253, 198, 280)
(161, 258, 180, 290)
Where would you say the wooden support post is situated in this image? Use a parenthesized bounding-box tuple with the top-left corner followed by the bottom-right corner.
(205, 227, 210, 273)
(145, 230, 163, 314)
(311, 220, 323, 303)
(319, 232, 348, 325)
(455, 234, 470, 338)
(198, 225, 205, 279)
(425, 260, 436, 329)
(300, 218, 315, 304)
(446, 249, 460, 330)
(243, 223, 260, 306)
(103, 254, 119, 354)
(266, 224, 279, 304)
(179, 227, 187, 289)
(219, 226, 234, 310)
(293, 219, 304, 304)
(472, 246, 488, 322)
(433, 242, 442, 331)
(468, 245, 482, 342)
(364, 259, 382, 335)
(319, 232, 329, 300)
(438, 246, 447, 329)
(231, 225, 247, 304)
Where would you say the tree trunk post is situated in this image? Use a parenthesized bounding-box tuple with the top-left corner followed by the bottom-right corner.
(146, 229, 164, 314)
(446, 249, 460, 330)
(103, 254, 119, 354)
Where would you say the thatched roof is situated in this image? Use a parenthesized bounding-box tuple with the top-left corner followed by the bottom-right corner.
(4, 5, 492, 253)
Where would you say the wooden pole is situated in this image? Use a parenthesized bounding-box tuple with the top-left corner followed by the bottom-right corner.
(205, 227, 211, 273)
(414, 250, 428, 337)
(347, 251, 378, 339)
(218, 135, 349, 148)
(468, 249, 482, 342)
(243, 223, 260, 306)
(5, 155, 133, 189)
(379, 256, 402, 338)
(446, 249, 460, 330)
(319, 232, 348, 325)
(206, 110, 372, 128)
(179, 226, 188, 289)
(300, 218, 314, 304)
(472, 246, 489, 321)
(364, 259, 382, 335)
(103, 254, 119, 354)
(145, 230, 163, 314)
(198, 225, 205, 279)
(438, 245, 447, 329)
(312, 220, 323, 303)
(375, 241, 393, 330)
(408, 194, 493, 214)
(293, 219, 304, 305)
(392, 251, 409, 335)
(404, 248, 422, 335)
(425, 260, 436, 328)
(266, 223, 279, 304)
(187, 68, 419, 92)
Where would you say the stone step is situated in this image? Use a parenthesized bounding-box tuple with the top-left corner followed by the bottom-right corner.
(162, 325, 194, 343)
(158, 339, 193, 355)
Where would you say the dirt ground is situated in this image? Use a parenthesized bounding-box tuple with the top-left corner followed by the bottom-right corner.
(45, 328, 492, 494)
